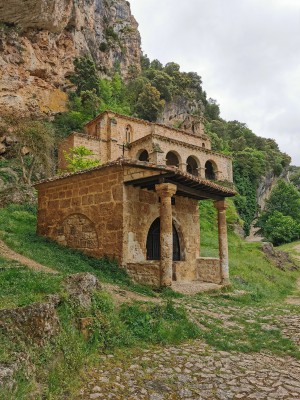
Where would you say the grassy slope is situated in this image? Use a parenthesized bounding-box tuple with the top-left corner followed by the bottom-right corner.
(1, 202, 300, 399)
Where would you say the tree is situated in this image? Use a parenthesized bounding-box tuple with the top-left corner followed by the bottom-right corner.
(63, 146, 100, 173)
(258, 211, 300, 245)
(13, 120, 55, 185)
(256, 180, 300, 244)
(135, 83, 165, 121)
(69, 57, 101, 96)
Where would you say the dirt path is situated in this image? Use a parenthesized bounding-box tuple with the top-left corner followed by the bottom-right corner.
(0, 239, 57, 274)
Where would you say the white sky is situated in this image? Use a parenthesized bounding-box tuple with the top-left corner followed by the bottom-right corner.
(129, 0, 300, 165)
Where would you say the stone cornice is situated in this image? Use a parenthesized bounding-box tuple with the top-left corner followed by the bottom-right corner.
(129, 133, 232, 160)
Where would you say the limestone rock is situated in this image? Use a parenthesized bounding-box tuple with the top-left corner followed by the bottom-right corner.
(63, 272, 101, 309)
(0, 0, 141, 115)
(0, 298, 60, 345)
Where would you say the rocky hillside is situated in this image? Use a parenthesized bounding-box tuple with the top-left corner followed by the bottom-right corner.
(0, 0, 141, 115)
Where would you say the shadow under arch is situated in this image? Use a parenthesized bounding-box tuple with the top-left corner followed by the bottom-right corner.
(146, 217, 182, 261)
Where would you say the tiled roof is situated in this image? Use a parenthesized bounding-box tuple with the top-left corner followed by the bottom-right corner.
(34, 159, 237, 196)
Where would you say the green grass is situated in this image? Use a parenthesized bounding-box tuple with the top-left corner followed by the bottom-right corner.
(0, 204, 155, 298)
(200, 200, 300, 303)
(0, 261, 62, 309)
(1, 202, 300, 399)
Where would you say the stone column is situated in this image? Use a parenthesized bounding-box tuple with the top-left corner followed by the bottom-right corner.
(178, 162, 187, 172)
(214, 200, 230, 285)
(155, 183, 177, 287)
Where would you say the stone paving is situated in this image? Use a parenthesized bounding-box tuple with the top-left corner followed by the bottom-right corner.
(77, 340, 300, 399)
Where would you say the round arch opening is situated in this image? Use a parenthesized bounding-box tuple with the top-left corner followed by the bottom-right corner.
(205, 160, 217, 180)
(137, 150, 149, 162)
(166, 151, 180, 167)
(186, 156, 199, 176)
(146, 218, 181, 261)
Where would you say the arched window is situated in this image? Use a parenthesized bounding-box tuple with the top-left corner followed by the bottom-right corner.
(166, 151, 180, 167)
(186, 156, 199, 177)
(146, 218, 180, 261)
(202, 143, 206, 148)
(125, 125, 132, 143)
(205, 160, 216, 180)
(137, 150, 149, 161)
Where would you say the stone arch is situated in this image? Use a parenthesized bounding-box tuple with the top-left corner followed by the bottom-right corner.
(146, 217, 181, 261)
(125, 124, 132, 143)
(186, 156, 200, 176)
(205, 160, 217, 180)
(137, 149, 149, 161)
(166, 151, 181, 167)
(56, 213, 99, 250)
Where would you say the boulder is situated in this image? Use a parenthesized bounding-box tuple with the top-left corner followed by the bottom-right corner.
(63, 272, 101, 309)
(0, 295, 60, 345)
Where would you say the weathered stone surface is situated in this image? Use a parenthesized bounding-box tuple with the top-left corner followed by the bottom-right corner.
(63, 273, 101, 309)
(0, 0, 141, 115)
(0, 297, 60, 345)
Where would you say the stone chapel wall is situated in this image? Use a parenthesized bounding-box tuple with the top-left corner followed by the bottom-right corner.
(36, 165, 124, 261)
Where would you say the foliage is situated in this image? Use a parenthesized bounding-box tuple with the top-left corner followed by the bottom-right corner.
(1, 116, 55, 185)
(135, 83, 165, 121)
(256, 180, 300, 244)
(69, 57, 101, 96)
(63, 145, 100, 173)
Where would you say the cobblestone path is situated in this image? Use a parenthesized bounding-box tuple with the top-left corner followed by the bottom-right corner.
(77, 341, 300, 399)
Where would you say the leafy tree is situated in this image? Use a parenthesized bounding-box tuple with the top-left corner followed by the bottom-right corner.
(135, 83, 165, 121)
(63, 146, 100, 173)
(69, 57, 101, 96)
(257, 211, 300, 245)
(13, 120, 55, 185)
(204, 98, 220, 121)
(256, 180, 300, 244)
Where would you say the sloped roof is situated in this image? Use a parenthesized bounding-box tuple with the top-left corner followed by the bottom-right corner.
(34, 159, 236, 199)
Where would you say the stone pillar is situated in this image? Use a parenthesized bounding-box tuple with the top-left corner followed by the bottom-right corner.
(178, 162, 187, 172)
(199, 167, 206, 179)
(214, 200, 230, 285)
(155, 183, 177, 287)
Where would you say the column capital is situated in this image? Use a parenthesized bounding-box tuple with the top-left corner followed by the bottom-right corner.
(214, 199, 228, 211)
(155, 183, 177, 198)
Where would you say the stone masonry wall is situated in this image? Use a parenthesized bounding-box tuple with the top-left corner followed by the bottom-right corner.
(126, 262, 160, 287)
(37, 165, 124, 261)
(196, 257, 222, 284)
(122, 166, 200, 283)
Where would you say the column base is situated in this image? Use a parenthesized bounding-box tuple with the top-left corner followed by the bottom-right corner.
(221, 278, 231, 286)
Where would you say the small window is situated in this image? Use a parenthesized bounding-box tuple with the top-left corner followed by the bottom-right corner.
(202, 143, 205, 148)
(125, 125, 132, 143)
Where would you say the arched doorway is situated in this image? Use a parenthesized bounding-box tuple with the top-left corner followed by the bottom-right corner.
(146, 218, 180, 261)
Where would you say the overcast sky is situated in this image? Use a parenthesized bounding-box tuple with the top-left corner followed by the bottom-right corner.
(129, 0, 300, 165)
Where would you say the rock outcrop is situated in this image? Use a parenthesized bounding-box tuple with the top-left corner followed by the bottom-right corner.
(0, 0, 141, 115)
(0, 295, 60, 345)
(63, 272, 102, 309)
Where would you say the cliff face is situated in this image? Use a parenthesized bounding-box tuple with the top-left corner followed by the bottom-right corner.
(0, 0, 141, 115)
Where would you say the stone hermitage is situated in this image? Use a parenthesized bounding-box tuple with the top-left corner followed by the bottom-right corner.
(35, 111, 236, 287)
